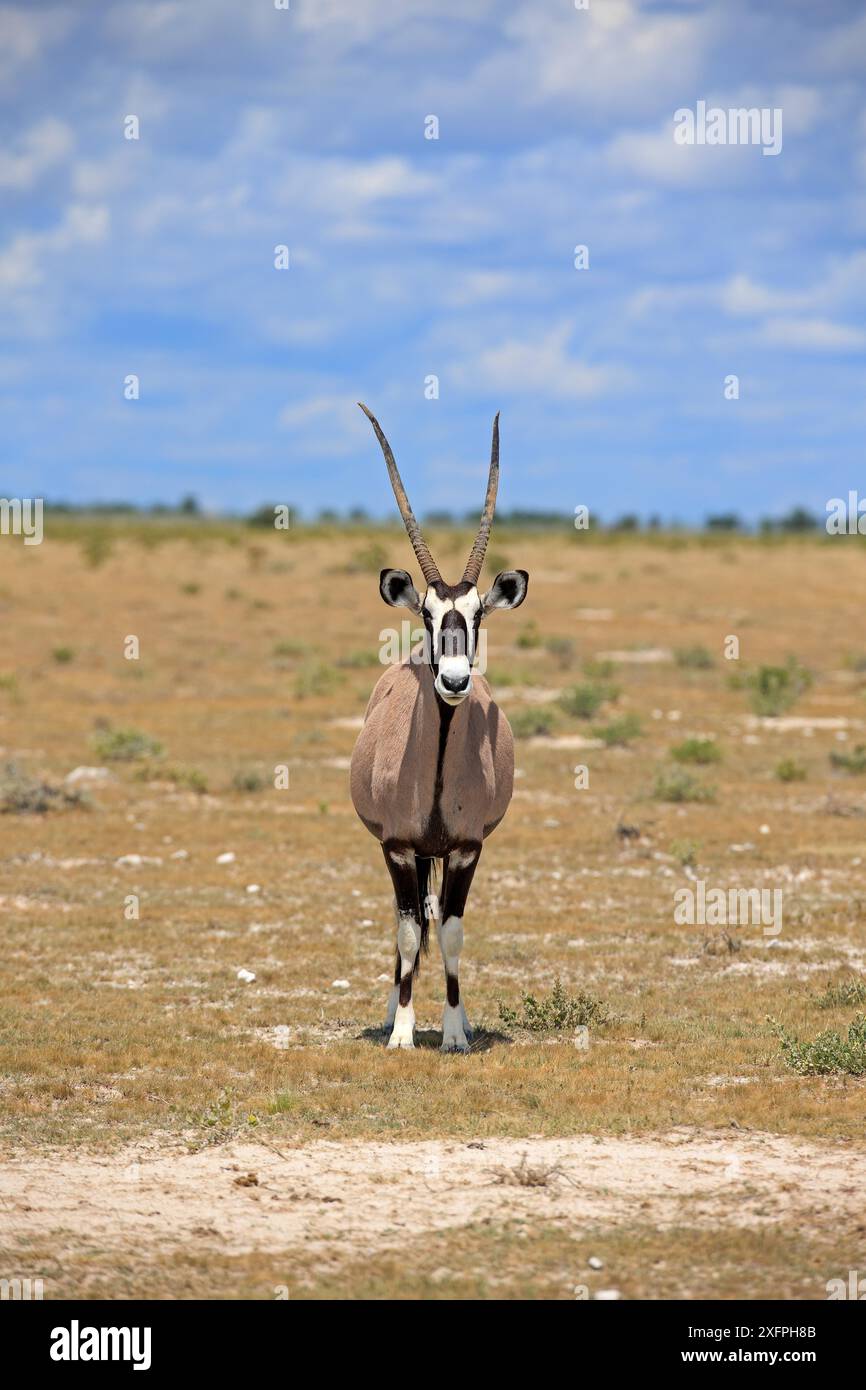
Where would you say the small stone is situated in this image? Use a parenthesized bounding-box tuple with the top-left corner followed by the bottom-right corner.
(216, 851, 236, 864)
(65, 766, 112, 786)
(331, 979, 350, 989)
(594, 1289, 622, 1300)
(237, 968, 256, 983)
(588, 1256, 604, 1270)
(246, 884, 261, 894)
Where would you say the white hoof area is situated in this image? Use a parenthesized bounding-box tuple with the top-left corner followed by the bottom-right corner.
(387, 1010, 416, 1049)
(441, 1003, 469, 1053)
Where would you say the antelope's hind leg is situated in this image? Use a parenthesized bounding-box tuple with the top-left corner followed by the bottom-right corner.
(382, 841, 424, 1050)
(438, 844, 481, 1054)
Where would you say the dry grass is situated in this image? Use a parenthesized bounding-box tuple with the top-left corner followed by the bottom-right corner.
(2, 523, 865, 1296)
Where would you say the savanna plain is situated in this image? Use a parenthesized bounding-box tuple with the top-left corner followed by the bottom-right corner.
(1, 520, 864, 1300)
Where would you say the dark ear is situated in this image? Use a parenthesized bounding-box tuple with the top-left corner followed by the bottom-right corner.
(481, 569, 528, 614)
(379, 568, 422, 612)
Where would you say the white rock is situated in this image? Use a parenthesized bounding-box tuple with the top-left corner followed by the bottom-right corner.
(361, 918, 374, 926)
(115, 854, 162, 867)
(594, 1289, 622, 1300)
(246, 884, 261, 894)
(216, 851, 236, 865)
(759, 824, 770, 835)
(331, 979, 350, 989)
(65, 766, 112, 786)
(588, 1256, 604, 1270)
(237, 968, 256, 983)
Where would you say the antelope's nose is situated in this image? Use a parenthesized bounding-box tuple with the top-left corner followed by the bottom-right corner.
(441, 672, 471, 694)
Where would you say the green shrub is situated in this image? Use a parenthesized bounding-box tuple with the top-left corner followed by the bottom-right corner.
(52, 646, 75, 664)
(775, 757, 807, 783)
(510, 707, 556, 738)
(273, 639, 310, 659)
(652, 767, 716, 803)
(671, 737, 721, 765)
(163, 765, 208, 794)
(345, 542, 388, 574)
(92, 726, 163, 761)
(829, 744, 866, 774)
(559, 681, 619, 719)
(815, 978, 866, 1011)
(773, 1015, 866, 1076)
(231, 768, 267, 793)
(583, 658, 616, 679)
(80, 531, 112, 568)
(337, 648, 380, 669)
(745, 658, 811, 717)
(293, 661, 344, 698)
(485, 550, 510, 576)
(499, 978, 609, 1033)
(516, 621, 542, 650)
(545, 636, 576, 669)
(593, 714, 642, 747)
(674, 645, 714, 670)
(0, 763, 87, 814)
(670, 838, 700, 867)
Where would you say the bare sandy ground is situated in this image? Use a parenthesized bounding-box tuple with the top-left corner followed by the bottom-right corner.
(2, 1129, 863, 1271)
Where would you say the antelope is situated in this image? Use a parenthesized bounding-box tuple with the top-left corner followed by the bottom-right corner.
(350, 404, 528, 1052)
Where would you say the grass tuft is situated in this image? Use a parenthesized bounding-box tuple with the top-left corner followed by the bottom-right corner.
(652, 766, 716, 803)
(671, 736, 721, 765)
(92, 726, 163, 761)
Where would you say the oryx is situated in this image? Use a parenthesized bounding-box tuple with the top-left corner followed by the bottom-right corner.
(350, 404, 528, 1052)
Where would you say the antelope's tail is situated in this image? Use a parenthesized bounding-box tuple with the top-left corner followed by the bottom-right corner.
(414, 856, 441, 973)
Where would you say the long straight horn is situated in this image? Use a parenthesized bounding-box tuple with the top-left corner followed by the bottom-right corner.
(358, 403, 441, 585)
(462, 412, 500, 584)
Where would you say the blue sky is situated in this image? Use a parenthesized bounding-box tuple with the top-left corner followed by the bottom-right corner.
(1, 0, 864, 522)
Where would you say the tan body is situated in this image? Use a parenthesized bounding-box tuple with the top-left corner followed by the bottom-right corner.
(350, 660, 514, 856)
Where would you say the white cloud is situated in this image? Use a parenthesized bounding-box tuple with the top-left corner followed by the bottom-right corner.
(278, 393, 368, 454)
(504, 0, 711, 115)
(0, 117, 73, 190)
(458, 323, 626, 400)
(759, 317, 866, 352)
(0, 4, 72, 82)
(0, 203, 109, 292)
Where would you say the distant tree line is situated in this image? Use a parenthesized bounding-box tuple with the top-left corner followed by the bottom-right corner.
(32, 495, 826, 533)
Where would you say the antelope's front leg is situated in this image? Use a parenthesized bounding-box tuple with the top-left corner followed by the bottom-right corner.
(382, 842, 422, 1050)
(439, 844, 481, 1054)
